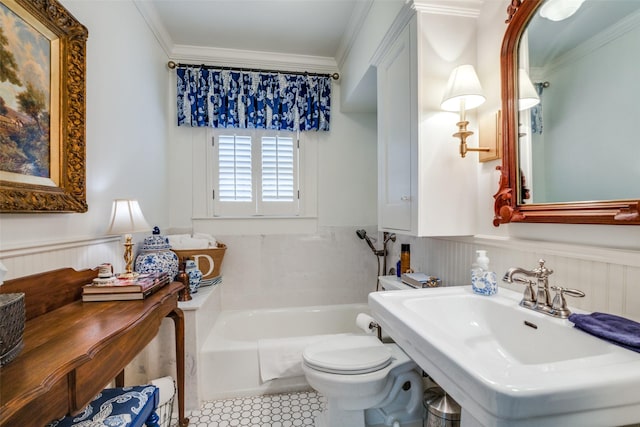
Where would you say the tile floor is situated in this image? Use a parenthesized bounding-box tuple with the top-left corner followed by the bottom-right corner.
(176, 390, 326, 427)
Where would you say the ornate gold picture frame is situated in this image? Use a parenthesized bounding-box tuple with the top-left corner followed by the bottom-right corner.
(0, 0, 87, 213)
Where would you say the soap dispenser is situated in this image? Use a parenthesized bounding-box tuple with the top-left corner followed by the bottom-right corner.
(471, 250, 497, 296)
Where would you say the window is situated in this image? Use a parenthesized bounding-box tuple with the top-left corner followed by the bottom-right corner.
(210, 130, 300, 216)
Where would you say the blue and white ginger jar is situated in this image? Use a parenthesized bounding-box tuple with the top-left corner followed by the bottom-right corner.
(134, 226, 179, 280)
(185, 259, 202, 294)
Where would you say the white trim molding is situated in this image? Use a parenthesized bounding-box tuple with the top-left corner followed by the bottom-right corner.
(412, 0, 483, 18)
(438, 234, 640, 269)
(169, 45, 338, 75)
(0, 236, 121, 258)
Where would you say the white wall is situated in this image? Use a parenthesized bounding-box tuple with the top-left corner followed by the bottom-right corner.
(166, 78, 380, 309)
(3, 0, 639, 317)
(0, 0, 171, 280)
(472, 0, 640, 249)
(0, 0, 381, 310)
(397, 0, 640, 323)
(338, 0, 404, 111)
(534, 24, 640, 203)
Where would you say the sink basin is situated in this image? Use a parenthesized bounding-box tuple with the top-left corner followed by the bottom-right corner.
(369, 286, 640, 426)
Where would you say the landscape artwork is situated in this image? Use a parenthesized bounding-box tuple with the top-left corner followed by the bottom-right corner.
(0, 1, 52, 180)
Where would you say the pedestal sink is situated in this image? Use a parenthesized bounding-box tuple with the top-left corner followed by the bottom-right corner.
(369, 286, 640, 426)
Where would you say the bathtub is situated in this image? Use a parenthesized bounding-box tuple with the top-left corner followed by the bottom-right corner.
(200, 303, 370, 400)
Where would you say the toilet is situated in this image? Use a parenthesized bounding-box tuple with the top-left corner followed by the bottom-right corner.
(302, 334, 424, 427)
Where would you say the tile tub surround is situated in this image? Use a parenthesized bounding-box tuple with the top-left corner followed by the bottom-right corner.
(193, 226, 380, 311)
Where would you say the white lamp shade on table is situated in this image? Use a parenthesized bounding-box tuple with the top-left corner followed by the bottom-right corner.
(106, 199, 151, 236)
(106, 199, 151, 276)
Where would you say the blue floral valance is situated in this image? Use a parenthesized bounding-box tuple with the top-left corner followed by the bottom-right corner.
(176, 66, 331, 131)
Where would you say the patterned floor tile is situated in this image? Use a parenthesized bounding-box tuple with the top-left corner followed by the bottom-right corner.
(176, 390, 326, 427)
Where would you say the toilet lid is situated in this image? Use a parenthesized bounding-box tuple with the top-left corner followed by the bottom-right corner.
(303, 335, 393, 375)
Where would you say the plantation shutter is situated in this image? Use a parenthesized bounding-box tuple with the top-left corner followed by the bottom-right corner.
(262, 136, 295, 202)
(211, 131, 300, 216)
(218, 135, 252, 202)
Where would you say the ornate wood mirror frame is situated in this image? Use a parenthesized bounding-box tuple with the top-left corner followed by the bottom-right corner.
(493, 0, 640, 226)
(0, 0, 87, 213)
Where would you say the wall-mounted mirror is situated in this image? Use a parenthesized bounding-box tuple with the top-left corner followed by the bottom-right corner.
(494, 0, 640, 225)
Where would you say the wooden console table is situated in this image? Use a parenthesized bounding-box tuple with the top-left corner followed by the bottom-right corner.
(0, 268, 189, 427)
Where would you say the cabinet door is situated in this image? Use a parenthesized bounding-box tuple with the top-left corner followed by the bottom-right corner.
(377, 22, 413, 231)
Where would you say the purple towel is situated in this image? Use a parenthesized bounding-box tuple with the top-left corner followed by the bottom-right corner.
(568, 312, 640, 353)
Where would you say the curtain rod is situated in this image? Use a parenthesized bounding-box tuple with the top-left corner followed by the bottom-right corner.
(167, 60, 339, 80)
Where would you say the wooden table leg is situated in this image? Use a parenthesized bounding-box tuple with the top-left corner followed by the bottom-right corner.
(115, 370, 125, 387)
(168, 308, 189, 426)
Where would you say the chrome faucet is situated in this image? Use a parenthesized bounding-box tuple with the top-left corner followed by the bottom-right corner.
(503, 259, 553, 309)
(503, 259, 583, 318)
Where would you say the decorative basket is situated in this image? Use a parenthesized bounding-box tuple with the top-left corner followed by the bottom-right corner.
(151, 376, 176, 427)
(172, 242, 226, 284)
(0, 292, 26, 366)
(157, 391, 175, 427)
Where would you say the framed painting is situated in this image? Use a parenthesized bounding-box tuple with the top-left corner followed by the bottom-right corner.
(0, 0, 87, 212)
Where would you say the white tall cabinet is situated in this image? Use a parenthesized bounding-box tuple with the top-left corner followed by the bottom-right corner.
(377, 17, 416, 233)
(375, 4, 481, 236)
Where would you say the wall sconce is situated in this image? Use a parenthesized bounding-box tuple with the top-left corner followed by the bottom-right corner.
(441, 64, 489, 158)
(518, 68, 540, 111)
(539, 0, 585, 21)
(106, 199, 151, 278)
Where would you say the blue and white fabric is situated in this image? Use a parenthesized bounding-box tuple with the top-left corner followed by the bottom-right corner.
(176, 66, 331, 131)
(47, 385, 159, 427)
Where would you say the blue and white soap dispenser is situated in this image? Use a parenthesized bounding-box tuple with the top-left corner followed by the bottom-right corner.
(471, 250, 498, 296)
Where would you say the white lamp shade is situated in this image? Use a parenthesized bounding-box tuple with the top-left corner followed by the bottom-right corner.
(518, 69, 541, 111)
(441, 64, 486, 112)
(106, 199, 151, 235)
(539, 0, 585, 21)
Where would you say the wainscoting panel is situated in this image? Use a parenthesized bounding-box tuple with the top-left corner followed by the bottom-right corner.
(0, 237, 122, 281)
(398, 235, 640, 321)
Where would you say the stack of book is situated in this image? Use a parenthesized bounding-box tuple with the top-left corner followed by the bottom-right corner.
(82, 272, 171, 302)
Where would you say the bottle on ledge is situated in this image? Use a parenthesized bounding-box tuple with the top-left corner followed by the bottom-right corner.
(176, 260, 192, 302)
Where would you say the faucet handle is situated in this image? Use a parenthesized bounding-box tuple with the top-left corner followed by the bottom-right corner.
(550, 285, 585, 318)
(513, 277, 536, 308)
(534, 259, 553, 277)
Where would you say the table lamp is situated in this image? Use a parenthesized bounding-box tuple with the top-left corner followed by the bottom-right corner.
(106, 199, 151, 278)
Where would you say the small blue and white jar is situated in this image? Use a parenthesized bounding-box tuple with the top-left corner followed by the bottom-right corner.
(185, 259, 202, 294)
(471, 269, 498, 296)
(134, 227, 180, 280)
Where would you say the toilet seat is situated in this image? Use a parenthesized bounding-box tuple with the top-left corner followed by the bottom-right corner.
(303, 335, 393, 375)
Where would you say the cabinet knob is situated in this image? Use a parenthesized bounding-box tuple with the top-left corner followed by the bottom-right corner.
(400, 196, 411, 201)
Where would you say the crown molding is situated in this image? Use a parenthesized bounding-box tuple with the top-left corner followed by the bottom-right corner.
(546, 9, 640, 75)
(412, 0, 483, 18)
(370, 0, 483, 67)
(169, 45, 338, 75)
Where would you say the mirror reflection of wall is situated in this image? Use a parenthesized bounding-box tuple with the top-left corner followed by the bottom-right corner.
(518, 0, 640, 204)
(518, 32, 534, 205)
